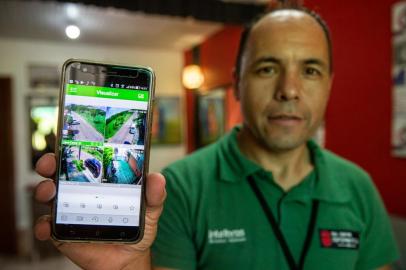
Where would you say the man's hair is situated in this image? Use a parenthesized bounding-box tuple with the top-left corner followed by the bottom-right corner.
(234, 4, 333, 78)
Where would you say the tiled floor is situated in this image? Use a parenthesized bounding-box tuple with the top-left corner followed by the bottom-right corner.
(0, 256, 80, 270)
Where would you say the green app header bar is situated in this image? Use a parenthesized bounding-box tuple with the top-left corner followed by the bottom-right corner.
(66, 84, 149, 102)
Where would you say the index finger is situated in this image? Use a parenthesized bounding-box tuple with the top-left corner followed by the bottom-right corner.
(35, 153, 56, 178)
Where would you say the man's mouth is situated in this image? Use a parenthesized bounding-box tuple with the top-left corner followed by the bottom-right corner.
(267, 114, 303, 126)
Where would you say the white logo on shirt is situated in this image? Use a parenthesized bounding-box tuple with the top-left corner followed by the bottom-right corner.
(208, 228, 246, 244)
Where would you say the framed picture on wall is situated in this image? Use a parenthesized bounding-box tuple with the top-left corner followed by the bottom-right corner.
(151, 97, 182, 145)
(27, 95, 58, 169)
(28, 64, 60, 89)
(392, 1, 406, 157)
(196, 88, 226, 148)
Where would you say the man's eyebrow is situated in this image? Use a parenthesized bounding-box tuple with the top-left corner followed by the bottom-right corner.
(253, 57, 328, 67)
(253, 56, 281, 66)
(251, 57, 329, 72)
(304, 58, 328, 69)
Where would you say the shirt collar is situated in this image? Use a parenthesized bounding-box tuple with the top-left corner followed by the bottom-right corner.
(218, 126, 262, 182)
(218, 126, 350, 203)
(308, 140, 351, 203)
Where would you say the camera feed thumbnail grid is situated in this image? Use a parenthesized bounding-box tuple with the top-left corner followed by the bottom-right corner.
(60, 101, 147, 185)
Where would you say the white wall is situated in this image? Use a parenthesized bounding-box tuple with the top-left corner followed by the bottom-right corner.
(0, 37, 185, 230)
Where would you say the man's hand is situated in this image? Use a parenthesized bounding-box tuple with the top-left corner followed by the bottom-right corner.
(34, 153, 166, 270)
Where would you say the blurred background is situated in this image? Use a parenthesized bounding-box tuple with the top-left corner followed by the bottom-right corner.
(0, 0, 405, 269)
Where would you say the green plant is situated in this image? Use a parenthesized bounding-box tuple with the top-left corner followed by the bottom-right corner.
(103, 147, 113, 175)
(73, 159, 84, 172)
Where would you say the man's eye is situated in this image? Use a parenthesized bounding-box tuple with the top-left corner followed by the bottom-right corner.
(304, 67, 321, 77)
(256, 66, 277, 76)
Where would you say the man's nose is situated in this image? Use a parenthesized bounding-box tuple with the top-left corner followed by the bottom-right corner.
(274, 69, 301, 101)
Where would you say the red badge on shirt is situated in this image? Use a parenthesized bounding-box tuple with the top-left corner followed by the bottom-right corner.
(319, 229, 360, 249)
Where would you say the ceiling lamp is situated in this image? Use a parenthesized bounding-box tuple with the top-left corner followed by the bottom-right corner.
(65, 25, 80, 39)
(182, 64, 204, 89)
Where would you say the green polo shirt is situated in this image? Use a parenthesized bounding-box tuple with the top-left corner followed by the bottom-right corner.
(151, 126, 399, 270)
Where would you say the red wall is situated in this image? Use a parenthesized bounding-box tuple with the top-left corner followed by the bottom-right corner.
(305, 0, 404, 216)
(184, 0, 406, 216)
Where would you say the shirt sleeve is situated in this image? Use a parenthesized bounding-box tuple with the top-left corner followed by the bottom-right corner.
(151, 167, 197, 270)
(355, 178, 400, 270)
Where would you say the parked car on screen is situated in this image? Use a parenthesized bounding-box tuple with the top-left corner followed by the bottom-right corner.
(84, 158, 101, 178)
(62, 129, 79, 139)
(129, 123, 136, 134)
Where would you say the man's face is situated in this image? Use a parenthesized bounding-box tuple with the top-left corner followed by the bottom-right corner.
(237, 10, 332, 152)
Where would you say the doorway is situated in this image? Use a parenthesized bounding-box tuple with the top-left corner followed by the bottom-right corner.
(0, 77, 17, 254)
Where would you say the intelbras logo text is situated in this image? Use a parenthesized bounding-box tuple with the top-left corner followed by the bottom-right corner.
(208, 228, 246, 244)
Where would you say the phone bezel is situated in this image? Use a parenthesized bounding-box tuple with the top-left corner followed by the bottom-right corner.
(52, 58, 155, 244)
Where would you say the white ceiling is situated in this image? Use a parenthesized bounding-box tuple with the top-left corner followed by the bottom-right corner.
(0, 0, 223, 50)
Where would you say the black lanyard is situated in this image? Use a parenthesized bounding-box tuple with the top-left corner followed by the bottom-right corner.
(248, 176, 319, 270)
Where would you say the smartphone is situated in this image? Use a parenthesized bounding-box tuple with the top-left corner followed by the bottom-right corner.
(52, 59, 155, 243)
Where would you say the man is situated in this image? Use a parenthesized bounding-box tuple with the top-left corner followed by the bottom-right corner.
(34, 5, 399, 270)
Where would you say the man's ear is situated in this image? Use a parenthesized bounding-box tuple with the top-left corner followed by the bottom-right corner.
(232, 67, 241, 101)
(327, 72, 334, 94)
(330, 73, 334, 87)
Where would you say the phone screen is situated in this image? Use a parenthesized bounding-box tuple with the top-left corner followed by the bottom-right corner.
(53, 60, 154, 242)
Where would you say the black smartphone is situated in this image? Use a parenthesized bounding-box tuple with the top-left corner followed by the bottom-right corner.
(52, 59, 155, 243)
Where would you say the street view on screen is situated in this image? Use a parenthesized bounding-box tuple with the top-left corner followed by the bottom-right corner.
(56, 83, 149, 227)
